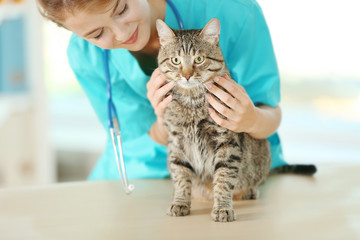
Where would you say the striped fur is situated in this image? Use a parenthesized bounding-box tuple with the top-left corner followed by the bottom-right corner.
(156, 19, 271, 222)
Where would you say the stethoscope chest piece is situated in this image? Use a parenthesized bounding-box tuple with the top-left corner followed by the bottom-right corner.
(103, 0, 183, 194)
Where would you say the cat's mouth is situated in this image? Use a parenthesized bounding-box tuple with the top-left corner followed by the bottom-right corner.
(177, 77, 203, 89)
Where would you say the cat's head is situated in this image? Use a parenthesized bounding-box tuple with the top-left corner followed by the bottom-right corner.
(156, 18, 225, 90)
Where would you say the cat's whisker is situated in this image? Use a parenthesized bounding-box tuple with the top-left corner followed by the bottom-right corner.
(157, 18, 271, 223)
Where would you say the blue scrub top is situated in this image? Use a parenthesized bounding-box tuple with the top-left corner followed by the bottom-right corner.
(67, 0, 287, 180)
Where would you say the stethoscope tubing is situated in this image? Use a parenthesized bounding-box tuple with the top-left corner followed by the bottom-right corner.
(104, 0, 184, 194)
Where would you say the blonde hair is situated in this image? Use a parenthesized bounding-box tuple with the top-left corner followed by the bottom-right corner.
(37, 0, 110, 27)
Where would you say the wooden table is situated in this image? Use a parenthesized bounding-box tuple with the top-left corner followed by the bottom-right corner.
(0, 163, 359, 240)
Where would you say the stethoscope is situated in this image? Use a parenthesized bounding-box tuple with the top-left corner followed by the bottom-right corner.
(103, 0, 184, 194)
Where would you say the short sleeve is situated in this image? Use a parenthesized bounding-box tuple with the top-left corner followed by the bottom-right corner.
(224, 2, 280, 107)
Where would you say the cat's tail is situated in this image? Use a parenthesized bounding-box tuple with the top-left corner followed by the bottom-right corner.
(269, 164, 317, 176)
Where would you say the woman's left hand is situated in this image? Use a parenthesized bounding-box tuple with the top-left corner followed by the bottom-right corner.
(205, 74, 259, 133)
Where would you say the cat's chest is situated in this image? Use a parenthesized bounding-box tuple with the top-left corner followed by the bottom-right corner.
(165, 95, 208, 124)
(165, 101, 218, 176)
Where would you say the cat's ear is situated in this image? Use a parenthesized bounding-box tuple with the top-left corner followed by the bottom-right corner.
(156, 19, 175, 46)
(199, 18, 220, 44)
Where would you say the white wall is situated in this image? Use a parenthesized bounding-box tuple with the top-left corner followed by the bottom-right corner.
(258, 0, 360, 80)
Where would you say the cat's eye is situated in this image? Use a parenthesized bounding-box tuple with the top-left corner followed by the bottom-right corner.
(171, 57, 181, 65)
(194, 56, 205, 64)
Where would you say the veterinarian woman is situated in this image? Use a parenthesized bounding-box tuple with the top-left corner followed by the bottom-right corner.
(37, 0, 288, 181)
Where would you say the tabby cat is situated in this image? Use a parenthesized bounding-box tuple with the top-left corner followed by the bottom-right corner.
(156, 18, 315, 222)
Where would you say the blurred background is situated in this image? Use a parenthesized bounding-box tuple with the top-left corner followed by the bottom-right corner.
(0, 0, 359, 187)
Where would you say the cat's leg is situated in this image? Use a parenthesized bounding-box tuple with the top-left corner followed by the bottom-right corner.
(232, 187, 259, 200)
(241, 187, 259, 200)
(211, 161, 239, 222)
(167, 152, 194, 217)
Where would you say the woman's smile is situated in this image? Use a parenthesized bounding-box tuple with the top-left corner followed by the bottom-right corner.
(123, 26, 139, 44)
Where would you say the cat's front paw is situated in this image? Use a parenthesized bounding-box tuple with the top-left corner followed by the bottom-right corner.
(167, 203, 190, 217)
(211, 208, 236, 222)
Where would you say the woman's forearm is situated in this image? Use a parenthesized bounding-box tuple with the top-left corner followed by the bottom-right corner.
(149, 120, 168, 145)
(247, 105, 282, 139)
(149, 105, 281, 145)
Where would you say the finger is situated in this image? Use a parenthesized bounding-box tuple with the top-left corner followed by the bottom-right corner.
(215, 74, 247, 99)
(208, 108, 242, 132)
(205, 82, 239, 110)
(151, 73, 166, 90)
(206, 93, 236, 120)
(208, 107, 232, 130)
(223, 74, 245, 92)
(150, 67, 162, 78)
(147, 75, 167, 101)
(147, 68, 164, 91)
(153, 81, 174, 106)
(148, 68, 162, 86)
(156, 95, 173, 117)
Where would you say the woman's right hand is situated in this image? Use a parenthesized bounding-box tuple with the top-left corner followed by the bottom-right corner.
(146, 68, 174, 145)
(146, 68, 174, 121)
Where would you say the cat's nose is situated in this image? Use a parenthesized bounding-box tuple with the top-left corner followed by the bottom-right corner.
(184, 74, 192, 80)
